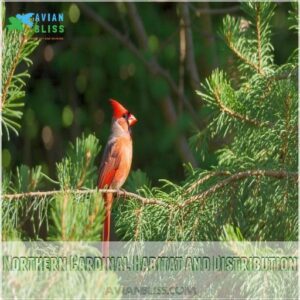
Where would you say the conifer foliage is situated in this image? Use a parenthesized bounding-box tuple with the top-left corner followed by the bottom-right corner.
(114, 2, 298, 242)
(2, 2, 298, 242)
(1, 6, 40, 140)
(2, 3, 297, 298)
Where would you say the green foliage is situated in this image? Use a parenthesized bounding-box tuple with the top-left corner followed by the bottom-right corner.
(221, 224, 245, 241)
(221, 2, 275, 76)
(3, 2, 297, 244)
(1, 3, 297, 299)
(49, 134, 105, 241)
(2, 134, 105, 241)
(50, 134, 104, 241)
(114, 2, 298, 242)
(1, 24, 39, 139)
(3, 2, 296, 183)
(288, 2, 298, 32)
(124, 169, 151, 192)
(49, 190, 104, 241)
(2, 1, 297, 245)
(2, 165, 46, 240)
(2, 134, 118, 296)
(56, 134, 101, 189)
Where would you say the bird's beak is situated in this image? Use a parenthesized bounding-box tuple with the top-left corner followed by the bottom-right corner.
(128, 114, 137, 126)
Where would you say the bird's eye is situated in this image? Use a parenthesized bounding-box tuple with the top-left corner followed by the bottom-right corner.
(122, 113, 127, 119)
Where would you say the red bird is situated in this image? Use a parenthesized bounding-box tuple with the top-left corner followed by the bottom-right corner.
(98, 99, 137, 257)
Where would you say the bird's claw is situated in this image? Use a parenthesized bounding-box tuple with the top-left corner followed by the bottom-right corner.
(116, 189, 126, 199)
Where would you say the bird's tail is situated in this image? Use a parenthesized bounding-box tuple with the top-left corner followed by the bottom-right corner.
(102, 192, 113, 258)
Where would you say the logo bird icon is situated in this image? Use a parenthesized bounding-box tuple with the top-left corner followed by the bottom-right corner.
(16, 13, 34, 27)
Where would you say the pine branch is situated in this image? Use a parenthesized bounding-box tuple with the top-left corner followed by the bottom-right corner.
(185, 170, 231, 193)
(2, 188, 169, 206)
(76, 150, 92, 188)
(255, 4, 264, 75)
(1, 25, 40, 138)
(213, 86, 262, 126)
(3, 170, 296, 209)
(181, 170, 298, 208)
(280, 93, 292, 165)
(273, 68, 297, 81)
(225, 36, 261, 74)
(1, 33, 26, 109)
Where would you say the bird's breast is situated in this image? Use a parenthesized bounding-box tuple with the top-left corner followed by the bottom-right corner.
(112, 136, 133, 189)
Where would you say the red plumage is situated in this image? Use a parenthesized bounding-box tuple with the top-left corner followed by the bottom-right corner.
(109, 99, 128, 119)
(98, 99, 137, 257)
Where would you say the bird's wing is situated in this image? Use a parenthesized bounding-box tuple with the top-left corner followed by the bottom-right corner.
(97, 138, 122, 189)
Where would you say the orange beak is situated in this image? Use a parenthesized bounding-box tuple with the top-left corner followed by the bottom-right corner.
(128, 113, 137, 126)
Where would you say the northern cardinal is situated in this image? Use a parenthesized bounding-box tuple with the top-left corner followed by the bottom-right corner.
(98, 99, 137, 257)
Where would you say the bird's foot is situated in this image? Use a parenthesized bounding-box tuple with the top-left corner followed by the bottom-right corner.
(116, 188, 126, 199)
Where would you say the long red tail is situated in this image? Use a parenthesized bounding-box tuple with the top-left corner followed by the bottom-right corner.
(102, 193, 113, 258)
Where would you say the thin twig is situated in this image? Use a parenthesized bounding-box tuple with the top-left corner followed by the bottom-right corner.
(180, 3, 200, 91)
(271, 69, 297, 81)
(126, 3, 148, 49)
(185, 170, 231, 193)
(181, 170, 298, 208)
(178, 17, 186, 100)
(214, 87, 262, 126)
(225, 35, 261, 74)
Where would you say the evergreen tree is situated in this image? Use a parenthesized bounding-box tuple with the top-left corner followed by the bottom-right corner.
(1, 8, 120, 298)
(2, 2, 297, 298)
(114, 2, 298, 242)
(3, 2, 297, 243)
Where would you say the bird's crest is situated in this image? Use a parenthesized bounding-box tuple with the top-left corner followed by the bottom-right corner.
(109, 99, 128, 119)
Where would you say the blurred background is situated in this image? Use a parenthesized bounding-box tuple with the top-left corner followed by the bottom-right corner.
(2, 2, 296, 185)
